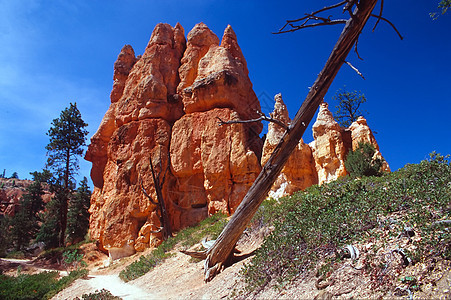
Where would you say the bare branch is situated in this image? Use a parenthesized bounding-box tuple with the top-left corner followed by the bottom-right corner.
(141, 180, 158, 205)
(275, 1, 349, 34)
(370, 13, 403, 40)
(277, 20, 347, 34)
(282, 1, 347, 26)
(159, 151, 171, 188)
(354, 37, 364, 60)
(344, 61, 366, 79)
(216, 112, 289, 131)
(371, 0, 384, 32)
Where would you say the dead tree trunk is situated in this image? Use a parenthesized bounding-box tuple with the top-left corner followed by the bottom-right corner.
(200, 0, 379, 281)
(142, 157, 172, 240)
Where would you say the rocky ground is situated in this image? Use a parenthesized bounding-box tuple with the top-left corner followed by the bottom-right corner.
(2, 223, 449, 299)
(47, 224, 451, 300)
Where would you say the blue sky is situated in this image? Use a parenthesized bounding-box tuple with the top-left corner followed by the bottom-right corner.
(0, 0, 450, 184)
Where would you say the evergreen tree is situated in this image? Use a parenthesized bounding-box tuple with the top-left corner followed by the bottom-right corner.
(45, 102, 88, 246)
(66, 177, 92, 244)
(7, 173, 46, 251)
(8, 201, 38, 251)
(22, 176, 45, 218)
(333, 87, 367, 127)
(10, 172, 19, 179)
(345, 142, 384, 177)
(37, 180, 65, 249)
(0, 216, 9, 256)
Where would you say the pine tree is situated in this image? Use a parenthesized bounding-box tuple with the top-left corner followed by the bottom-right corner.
(37, 181, 65, 249)
(45, 102, 88, 246)
(333, 87, 367, 127)
(0, 216, 9, 256)
(8, 173, 46, 251)
(66, 177, 92, 244)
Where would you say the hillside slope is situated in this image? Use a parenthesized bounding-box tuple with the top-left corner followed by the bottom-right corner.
(54, 153, 450, 299)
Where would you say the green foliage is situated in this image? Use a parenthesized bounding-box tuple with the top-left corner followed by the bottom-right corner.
(0, 271, 59, 300)
(30, 170, 53, 183)
(62, 249, 87, 271)
(8, 204, 38, 251)
(0, 245, 88, 299)
(37, 186, 65, 249)
(45, 102, 88, 247)
(10, 172, 19, 179)
(345, 142, 384, 177)
(0, 217, 9, 256)
(242, 153, 450, 293)
(333, 87, 367, 127)
(119, 213, 227, 282)
(6, 176, 46, 251)
(431, 0, 451, 18)
(75, 289, 122, 300)
(66, 177, 92, 244)
(46, 102, 88, 187)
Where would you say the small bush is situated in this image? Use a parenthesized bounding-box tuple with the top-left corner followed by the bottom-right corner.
(76, 289, 121, 300)
(63, 249, 87, 271)
(345, 142, 383, 177)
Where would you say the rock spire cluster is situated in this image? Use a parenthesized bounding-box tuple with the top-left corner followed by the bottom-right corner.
(262, 96, 389, 197)
(86, 23, 389, 259)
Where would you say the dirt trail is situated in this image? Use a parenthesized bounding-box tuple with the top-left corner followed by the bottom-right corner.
(52, 274, 157, 300)
(0, 258, 68, 276)
(88, 275, 155, 300)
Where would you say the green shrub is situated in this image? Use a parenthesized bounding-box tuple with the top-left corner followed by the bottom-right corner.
(242, 152, 450, 293)
(0, 271, 59, 300)
(76, 289, 121, 300)
(345, 142, 383, 177)
(0, 268, 88, 300)
(62, 249, 87, 271)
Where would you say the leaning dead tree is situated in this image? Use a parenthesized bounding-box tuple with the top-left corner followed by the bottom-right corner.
(184, 0, 381, 281)
(141, 156, 172, 240)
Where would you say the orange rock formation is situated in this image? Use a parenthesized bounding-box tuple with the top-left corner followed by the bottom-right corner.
(86, 23, 389, 259)
(261, 94, 318, 197)
(86, 23, 261, 259)
(261, 99, 389, 193)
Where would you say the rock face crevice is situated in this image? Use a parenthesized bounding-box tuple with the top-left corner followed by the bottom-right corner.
(86, 22, 389, 258)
